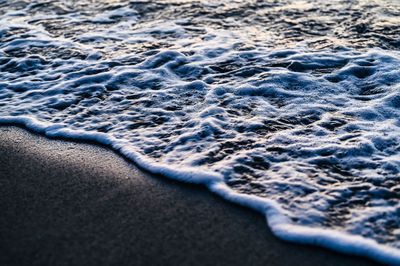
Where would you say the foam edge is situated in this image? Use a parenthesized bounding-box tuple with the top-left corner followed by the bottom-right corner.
(1, 115, 400, 265)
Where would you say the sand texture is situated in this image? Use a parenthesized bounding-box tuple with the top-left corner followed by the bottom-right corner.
(0, 126, 379, 266)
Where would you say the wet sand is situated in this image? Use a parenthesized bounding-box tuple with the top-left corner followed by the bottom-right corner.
(0, 126, 379, 266)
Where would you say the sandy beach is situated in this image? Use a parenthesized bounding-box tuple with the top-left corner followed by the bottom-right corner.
(0, 126, 379, 266)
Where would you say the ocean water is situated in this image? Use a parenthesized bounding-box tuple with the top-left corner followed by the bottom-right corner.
(1, 0, 400, 263)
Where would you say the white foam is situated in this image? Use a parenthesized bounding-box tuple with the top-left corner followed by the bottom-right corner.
(1, 0, 400, 264)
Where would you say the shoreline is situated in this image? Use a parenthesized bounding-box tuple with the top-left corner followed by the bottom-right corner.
(0, 126, 378, 265)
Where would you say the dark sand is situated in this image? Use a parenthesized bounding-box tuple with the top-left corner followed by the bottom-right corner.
(0, 126, 379, 266)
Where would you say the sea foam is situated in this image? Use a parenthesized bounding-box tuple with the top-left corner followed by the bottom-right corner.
(1, 0, 400, 264)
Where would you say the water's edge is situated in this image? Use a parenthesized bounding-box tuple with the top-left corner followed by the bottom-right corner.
(2, 116, 399, 265)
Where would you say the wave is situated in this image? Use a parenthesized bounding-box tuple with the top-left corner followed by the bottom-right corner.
(1, 0, 400, 264)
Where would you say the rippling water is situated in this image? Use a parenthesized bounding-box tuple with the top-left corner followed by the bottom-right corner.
(1, 0, 400, 263)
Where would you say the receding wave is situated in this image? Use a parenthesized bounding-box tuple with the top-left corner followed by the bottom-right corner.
(1, 0, 400, 264)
